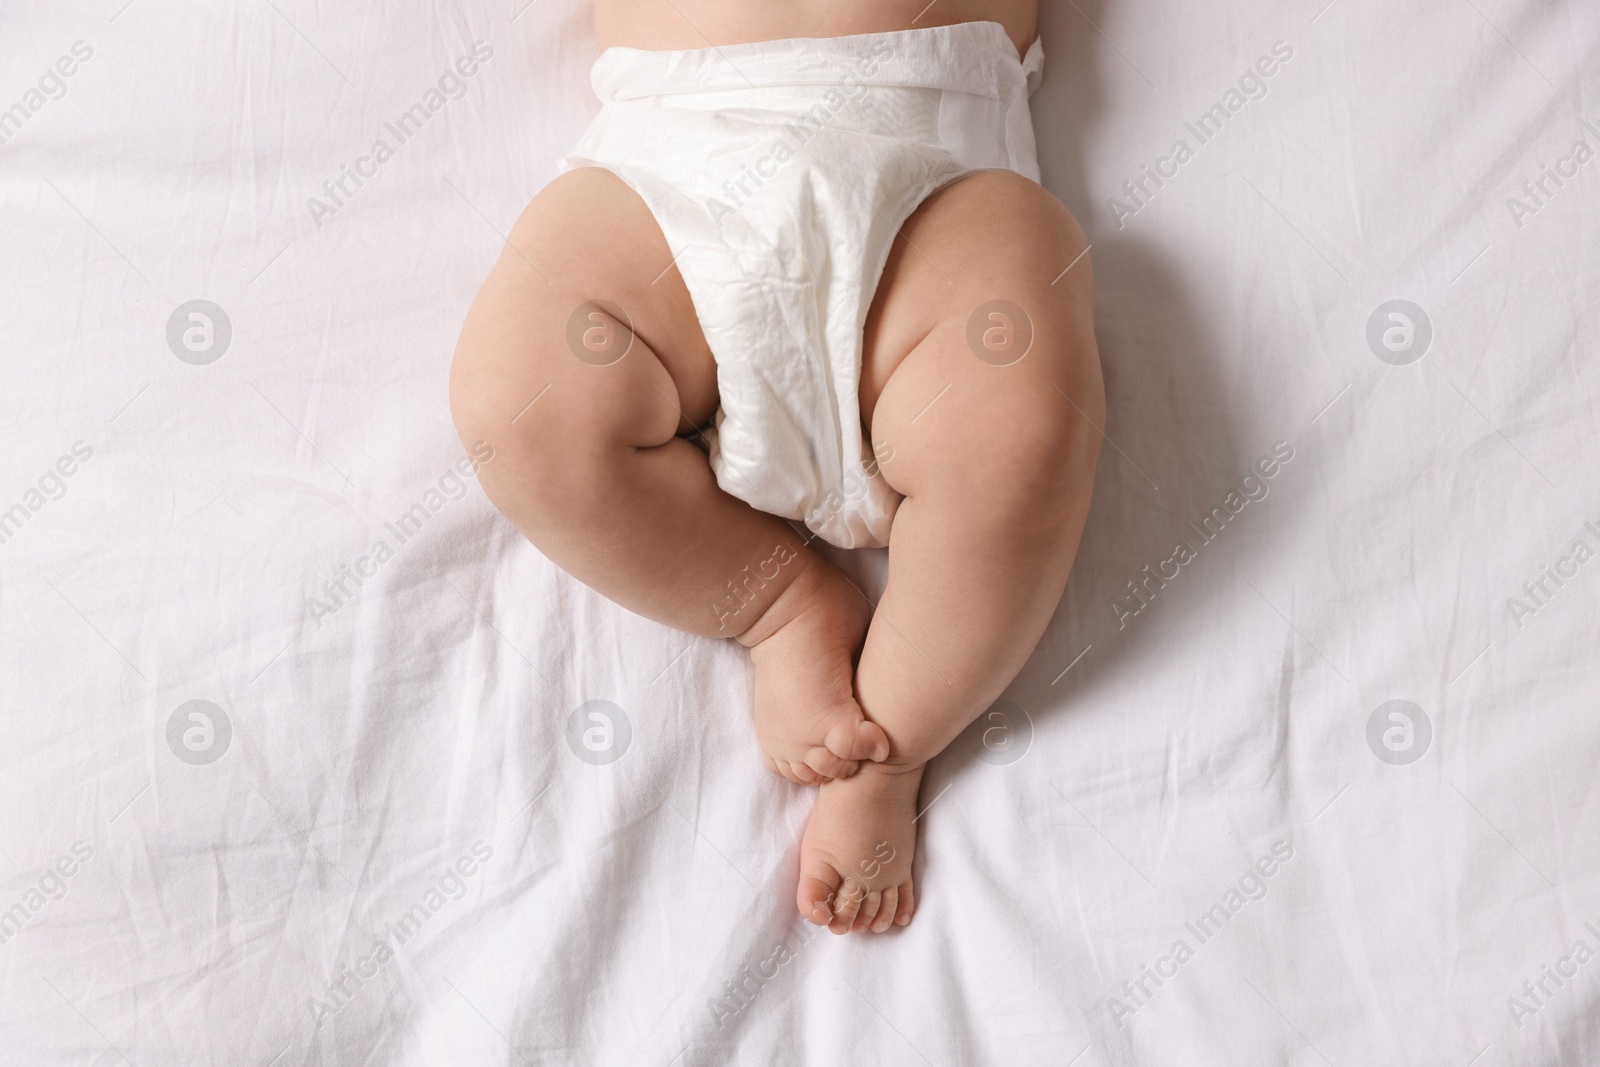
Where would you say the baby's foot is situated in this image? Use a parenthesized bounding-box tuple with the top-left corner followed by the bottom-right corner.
(798, 761, 922, 933)
(738, 559, 889, 784)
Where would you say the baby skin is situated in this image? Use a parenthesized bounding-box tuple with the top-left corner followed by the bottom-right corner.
(450, 0, 1103, 934)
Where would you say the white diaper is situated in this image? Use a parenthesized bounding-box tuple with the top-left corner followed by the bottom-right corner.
(564, 22, 1044, 548)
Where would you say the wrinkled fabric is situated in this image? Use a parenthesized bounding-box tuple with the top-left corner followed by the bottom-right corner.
(3, 0, 1599, 1064)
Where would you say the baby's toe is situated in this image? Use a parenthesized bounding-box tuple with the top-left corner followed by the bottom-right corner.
(829, 878, 865, 934)
(823, 714, 891, 764)
(803, 747, 855, 782)
(894, 881, 915, 926)
(768, 759, 805, 785)
(798, 860, 843, 927)
(787, 760, 823, 785)
(872, 887, 897, 932)
(853, 889, 882, 932)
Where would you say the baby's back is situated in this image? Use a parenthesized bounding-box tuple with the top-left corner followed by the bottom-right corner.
(595, 0, 1037, 57)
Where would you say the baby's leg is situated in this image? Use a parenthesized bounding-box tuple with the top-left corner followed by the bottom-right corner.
(800, 171, 1103, 931)
(450, 168, 886, 782)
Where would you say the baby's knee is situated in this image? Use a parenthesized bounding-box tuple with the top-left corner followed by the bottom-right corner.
(973, 393, 1100, 522)
(449, 292, 645, 523)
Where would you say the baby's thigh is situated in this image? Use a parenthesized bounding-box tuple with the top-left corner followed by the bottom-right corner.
(450, 168, 718, 450)
(859, 169, 1103, 498)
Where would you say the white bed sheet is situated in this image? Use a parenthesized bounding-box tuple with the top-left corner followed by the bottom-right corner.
(2, 0, 1598, 1064)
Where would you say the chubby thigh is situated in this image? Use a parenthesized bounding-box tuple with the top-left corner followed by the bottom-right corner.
(451, 167, 719, 452)
(860, 168, 1101, 506)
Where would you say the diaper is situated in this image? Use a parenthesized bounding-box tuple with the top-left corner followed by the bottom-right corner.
(564, 22, 1044, 548)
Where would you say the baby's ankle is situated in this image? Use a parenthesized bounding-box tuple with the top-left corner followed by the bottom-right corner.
(735, 552, 853, 650)
(849, 756, 926, 789)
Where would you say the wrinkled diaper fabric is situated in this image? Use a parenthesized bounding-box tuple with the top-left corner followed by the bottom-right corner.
(564, 21, 1044, 548)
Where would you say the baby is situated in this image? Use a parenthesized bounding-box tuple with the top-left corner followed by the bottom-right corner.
(451, 0, 1102, 935)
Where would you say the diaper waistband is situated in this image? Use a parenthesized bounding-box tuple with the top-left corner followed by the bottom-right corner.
(590, 21, 1043, 103)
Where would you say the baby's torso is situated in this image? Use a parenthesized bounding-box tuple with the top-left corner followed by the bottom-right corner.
(595, 0, 1037, 59)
